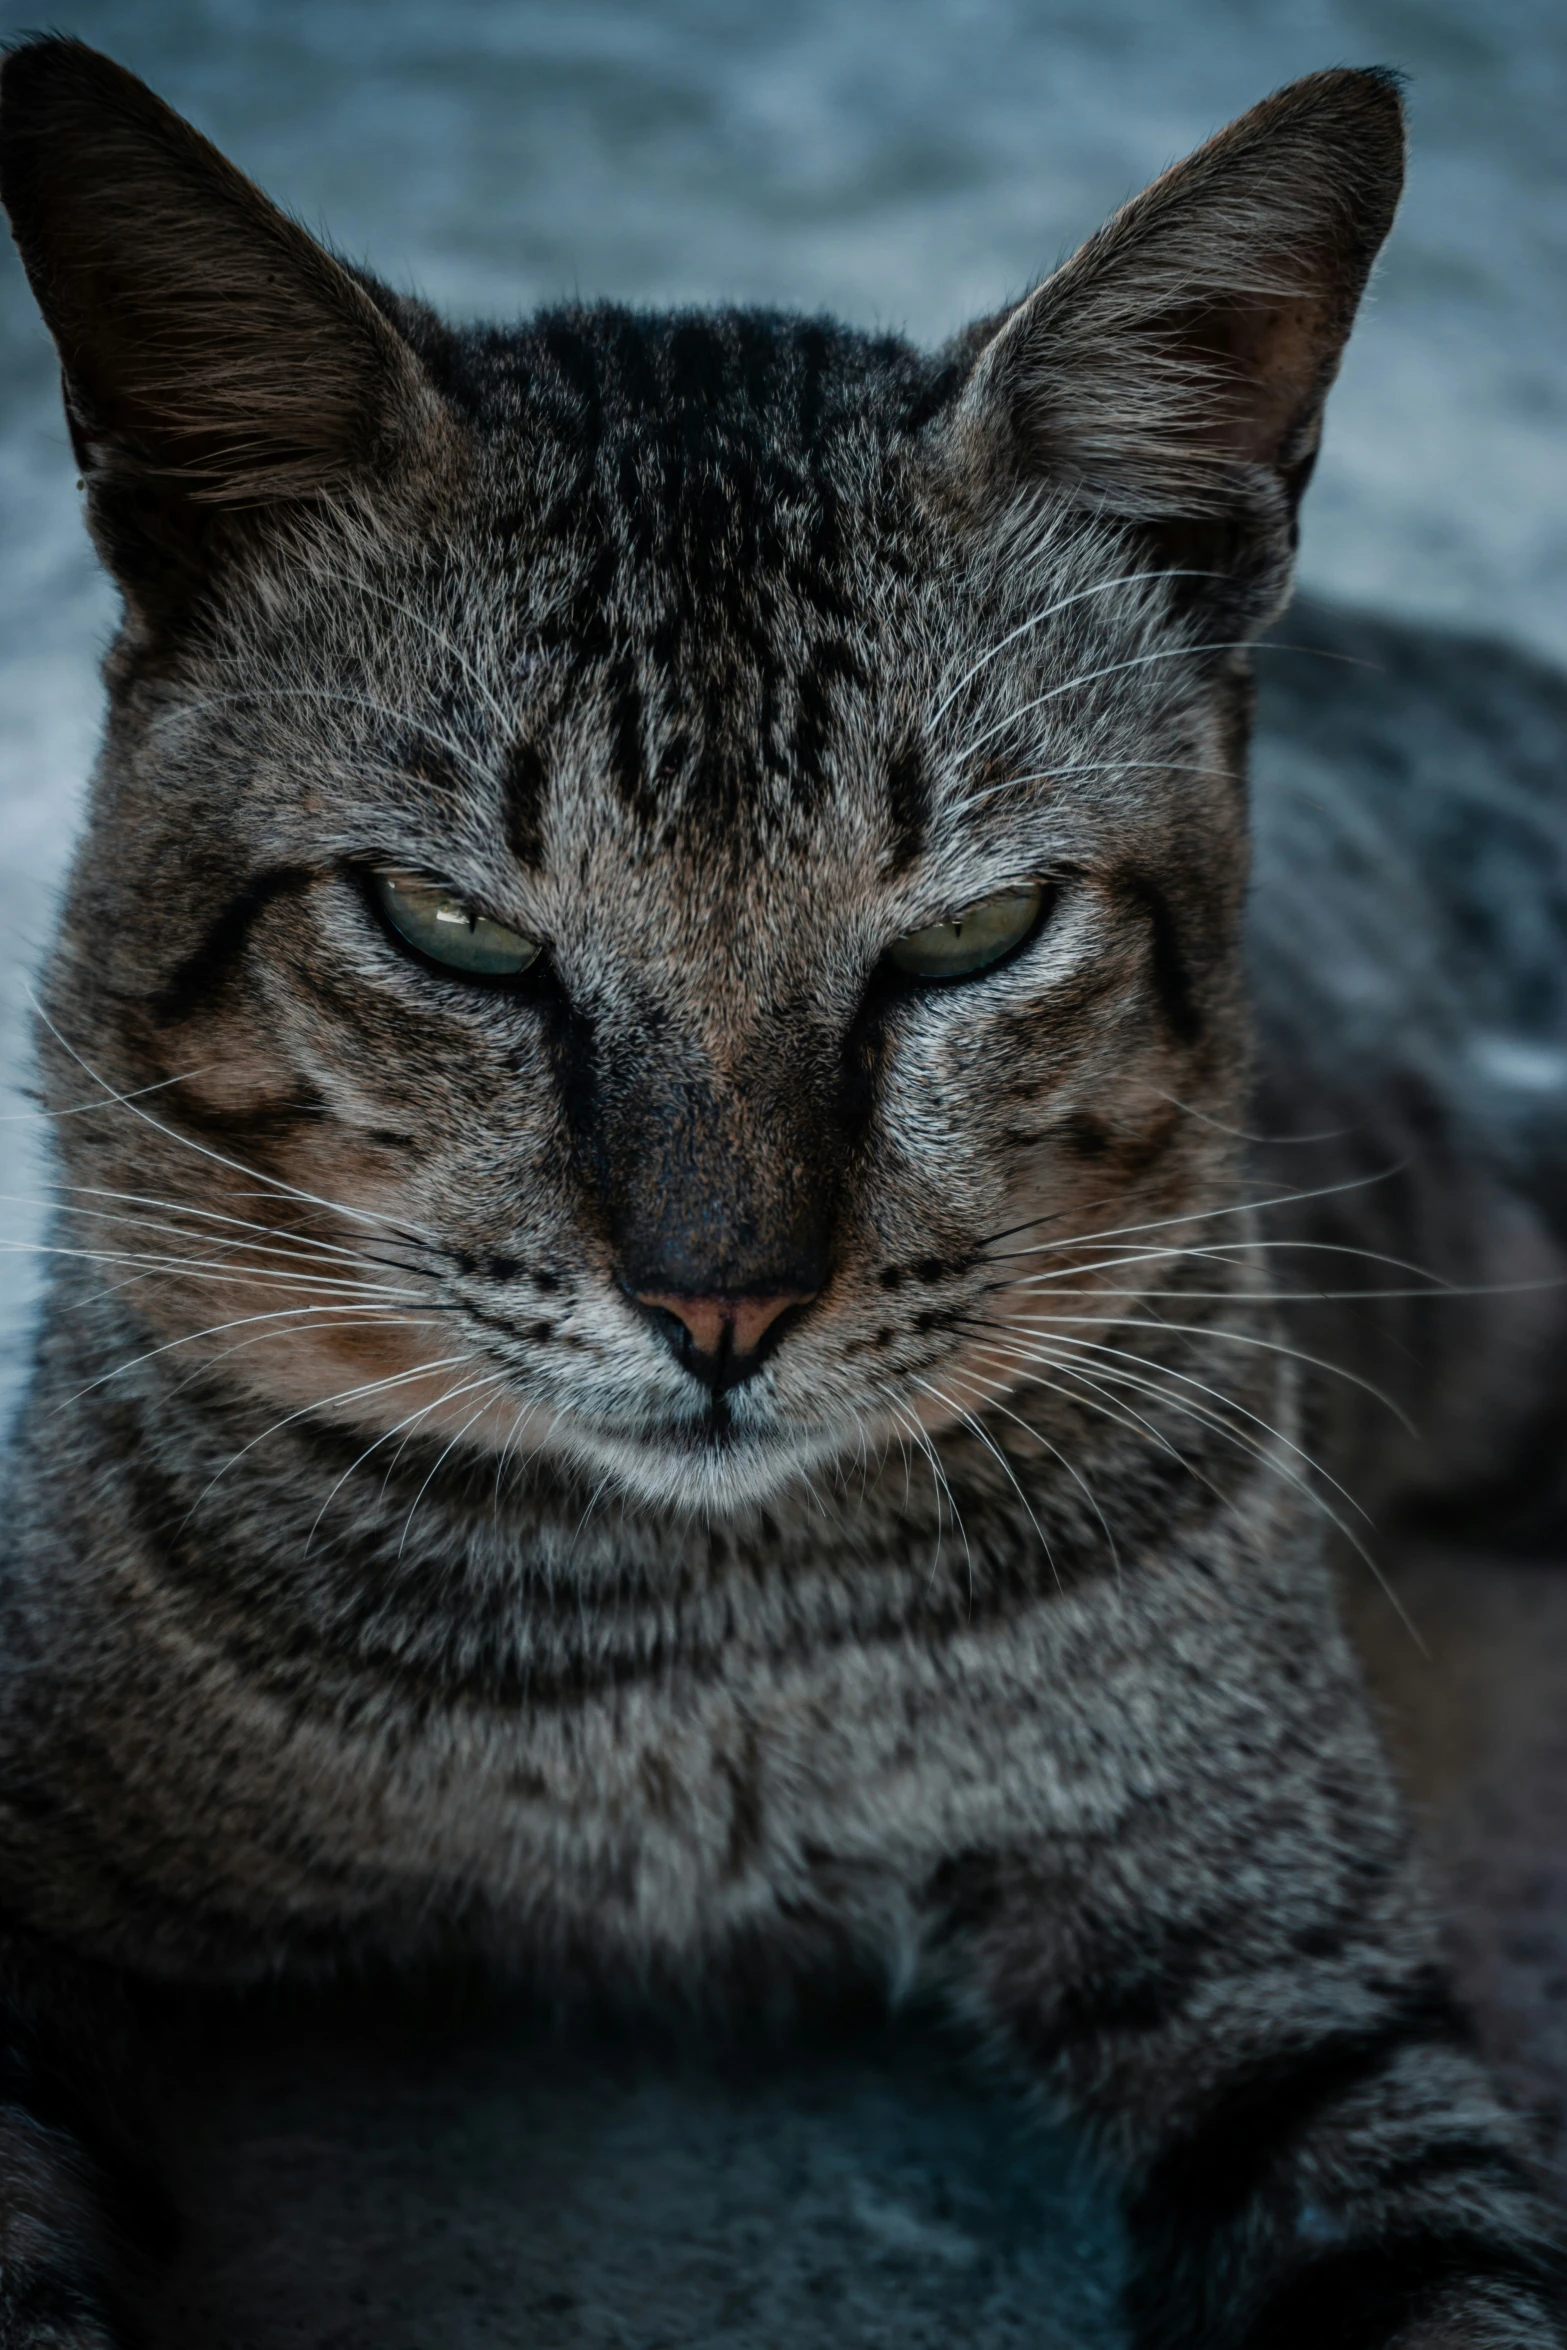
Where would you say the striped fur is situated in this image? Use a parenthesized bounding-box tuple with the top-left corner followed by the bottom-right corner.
(0, 36, 1561, 2347)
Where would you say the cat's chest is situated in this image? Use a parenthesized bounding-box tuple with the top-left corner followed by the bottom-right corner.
(5, 1464, 1284, 1977)
(184, 1583, 1203, 1971)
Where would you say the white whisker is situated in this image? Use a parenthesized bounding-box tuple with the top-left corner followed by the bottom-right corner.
(985, 1308, 1416, 1433)
(145, 684, 493, 795)
(983, 1167, 1404, 1261)
(56, 1300, 443, 1409)
(0, 1072, 205, 1121)
(950, 638, 1263, 768)
(186, 1352, 474, 1516)
(908, 1370, 1058, 1595)
(926, 569, 1219, 733)
(0, 1235, 425, 1300)
(309, 562, 516, 737)
(990, 1324, 1371, 1522)
(29, 994, 443, 1246)
(931, 1352, 1122, 1581)
(964, 1330, 1427, 1654)
(946, 755, 1227, 821)
(396, 1373, 515, 1560)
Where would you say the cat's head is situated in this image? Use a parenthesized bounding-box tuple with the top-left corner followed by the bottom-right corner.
(0, 41, 1401, 1514)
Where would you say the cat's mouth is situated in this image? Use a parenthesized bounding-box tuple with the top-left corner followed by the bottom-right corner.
(678, 1390, 735, 1446)
(628, 1394, 769, 1461)
(553, 1386, 842, 1513)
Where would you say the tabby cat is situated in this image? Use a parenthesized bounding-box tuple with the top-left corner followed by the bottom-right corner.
(0, 35, 1562, 2349)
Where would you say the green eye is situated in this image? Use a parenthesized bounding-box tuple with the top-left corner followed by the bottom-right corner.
(885, 885, 1045, 981)
(373, 870, 541, 979)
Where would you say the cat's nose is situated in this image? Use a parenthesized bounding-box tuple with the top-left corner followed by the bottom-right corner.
(632, 1289, 816, 1389)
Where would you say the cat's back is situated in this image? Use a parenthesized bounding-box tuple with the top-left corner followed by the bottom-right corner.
(1248, 598, 1567, 1525)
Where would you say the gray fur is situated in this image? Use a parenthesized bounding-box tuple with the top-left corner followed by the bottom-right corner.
(0, 36, 1562, 2350)
(1250, 598, 1567, 1531)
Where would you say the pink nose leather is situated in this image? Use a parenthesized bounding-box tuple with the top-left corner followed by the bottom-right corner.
(635, 1291, 815, 1359)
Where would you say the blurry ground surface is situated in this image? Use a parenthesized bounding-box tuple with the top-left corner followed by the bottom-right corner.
(129, 1537, 1567, 2350)
(147, 2004, 1129, 2349)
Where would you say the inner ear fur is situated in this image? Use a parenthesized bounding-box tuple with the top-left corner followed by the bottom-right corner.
(0, 36, 458, 579)
(945, 69, 1405, 528)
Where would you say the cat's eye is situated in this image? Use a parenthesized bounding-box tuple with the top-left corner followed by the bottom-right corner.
(373, 870, 542, 979)
(885, 884, 1046, 981)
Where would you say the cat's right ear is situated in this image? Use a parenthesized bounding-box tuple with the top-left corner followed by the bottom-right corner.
(0, 37, 461, 617)
(937, 68, 1404, 624)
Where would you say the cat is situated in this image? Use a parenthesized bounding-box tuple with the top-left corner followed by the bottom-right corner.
(1247, 591, 1567, 1541)
(0, 32, 1563, 2349)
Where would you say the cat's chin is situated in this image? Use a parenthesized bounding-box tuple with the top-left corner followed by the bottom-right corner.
(548, 1413, 850, 1519)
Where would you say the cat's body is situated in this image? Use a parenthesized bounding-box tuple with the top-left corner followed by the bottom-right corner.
(1249, 597, 1567, 1529)
(0, 37, 1564, 2350)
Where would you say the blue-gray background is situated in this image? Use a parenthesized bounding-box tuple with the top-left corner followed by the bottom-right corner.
(0, 0, 1564, 1395)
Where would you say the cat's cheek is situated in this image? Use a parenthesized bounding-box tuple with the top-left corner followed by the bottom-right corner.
(224, 1316, 548, 1451)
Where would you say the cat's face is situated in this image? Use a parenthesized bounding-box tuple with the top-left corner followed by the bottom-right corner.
(3, 45, 1401, 1516)
(55, 318, 1246, 1512)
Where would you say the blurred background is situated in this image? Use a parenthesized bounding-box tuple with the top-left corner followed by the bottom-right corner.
(0, 0, 1564, 1406)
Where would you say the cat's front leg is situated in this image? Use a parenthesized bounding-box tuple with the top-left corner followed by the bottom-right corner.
(934, 1792, 1565, 2347)
(0, 1927, 167, 2349)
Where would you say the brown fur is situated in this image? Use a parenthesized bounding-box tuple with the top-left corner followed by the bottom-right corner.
(0, 38, 1561, 2349)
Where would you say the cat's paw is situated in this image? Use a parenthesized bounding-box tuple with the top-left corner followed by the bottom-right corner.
(0, 2288, 127, 2350)
(1377, 2280, 1567, 2350)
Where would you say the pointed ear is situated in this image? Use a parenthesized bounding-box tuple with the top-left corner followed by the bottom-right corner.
(0, 37, 459, 604)
(941, 69, 1403, 560)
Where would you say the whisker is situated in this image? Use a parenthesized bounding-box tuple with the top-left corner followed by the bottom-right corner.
(950, 638, 1267, 768)
(491, 1394, 545, 1522)
(990, 1307, 1416, 1433)
(63, 1184, 443, 1272)
(160, 1316, 451, 1411)
(395, 1373, 515, 1560)
(145, 684, 493, 795)
(185, 1352, 475, 1515)
(1148, 1089, 1350, 1148)
(882, 1396, 967, 1592)
(961, 1331, 1289, 1576)
(950, 635, 1380, 769)
(928, 1353, 1122, 1582)
(980, 1166, 1405, 1262)
(0, 1072, 206, 1122)
(926, 569, 1220, 733)
(946, 754, 1228, 821)
(0, 1236, 427, 1301)
(28, 995, 444, 1246)
(908, 1370, 1059, 1596)
(976, 1278, 1564, 1306)
(957, 1331, 1198, 1478)
(964, 1329, 1426, 1653)
(33, 1197, 433, 1289)
(56, 1299, 443, 1409)
(309, 561, 516, 737)
(993, 1235, 1458, 1296)
(1142, 1374, 1420, 1649)
(969, 1321, 1371, 1523)
(307, 1372, 509, 1554)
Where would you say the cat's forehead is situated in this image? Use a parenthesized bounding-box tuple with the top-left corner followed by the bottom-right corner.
(489, 305, 941, 505)
(234, 304, 1213, 908)
(439, 306, 956, 858)
(487, 313, 944, 659)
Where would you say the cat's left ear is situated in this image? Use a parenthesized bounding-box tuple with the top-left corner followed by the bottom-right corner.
(0, 37, 463, 620)
(939, 68, 1403, 601)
